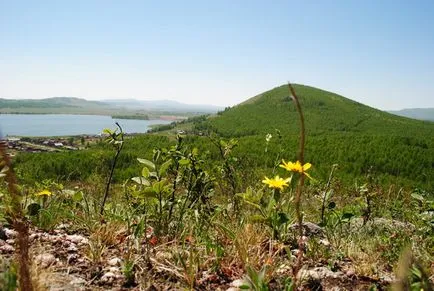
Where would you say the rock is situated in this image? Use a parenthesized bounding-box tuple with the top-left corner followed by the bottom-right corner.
(108, 257, 122, 266)
(297, 267, 345, 281)
(230, 279, 246, 287)
(101, 271, 117, 284)
(67, 244, 78, 253)
(69, 277, 86, 286)
(29, 233, 40, 241)
(0, 244, 15, 253)
(4, 228, 17, 238)
(36, 253, 56, 268)
(289, 222, 324, 237)
(6, 239, 15, 245)
(66, 234, 88, 245)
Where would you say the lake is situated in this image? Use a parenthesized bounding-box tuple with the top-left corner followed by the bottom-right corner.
(0, 114, 172, 137)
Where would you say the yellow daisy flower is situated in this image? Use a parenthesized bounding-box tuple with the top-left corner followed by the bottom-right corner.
(36, 189, 52, 196)
(280, 160, 313, 179)
(262, 175, 291, 190)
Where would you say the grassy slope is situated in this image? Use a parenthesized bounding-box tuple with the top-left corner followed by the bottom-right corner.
(207, 84, 434, 137)
(196, 84, 434, 191)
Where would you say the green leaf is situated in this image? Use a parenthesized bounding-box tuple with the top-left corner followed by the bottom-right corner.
(153, 179, 168, 193)
(179, 158, 190, 166)
(131, 177, 150, 186)
(102, 128, 113, 135)
(411, 193, 424, 202)
(72, 191, 83, 202)
(141, 167, 150, 178)
(277, 212, 290, 225)
(159, 159, 172, 176)
(137, 158, 155, 170)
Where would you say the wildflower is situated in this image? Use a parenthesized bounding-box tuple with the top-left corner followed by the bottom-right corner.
(262, 175, 291, 190)
(36, 189, 52, 196)
(280, 160, 313, 179)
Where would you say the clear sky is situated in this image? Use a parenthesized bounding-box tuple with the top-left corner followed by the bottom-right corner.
(1, 1, 433, 110)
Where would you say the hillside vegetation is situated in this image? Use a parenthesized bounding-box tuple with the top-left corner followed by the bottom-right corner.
(188, 84, 434, 191)
(1, 84, 433, 290)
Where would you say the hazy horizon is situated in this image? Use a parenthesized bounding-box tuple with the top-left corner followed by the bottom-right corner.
(1, 1, 434, 110)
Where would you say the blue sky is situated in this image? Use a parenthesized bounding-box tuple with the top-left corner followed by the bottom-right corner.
(1, 1, 433, 109)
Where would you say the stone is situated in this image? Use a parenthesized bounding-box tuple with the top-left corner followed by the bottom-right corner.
(108, 257, 122, 266)
(69, 277, 86, 286)
(230, 279, 246, 288)
(67, 244, 78, 253)
(36, 253, 56, 268)
(0, 244, 15, 253)
(297, 267, 345, 281)
(289, 222, 324, 237)
(67, 234, 88, 245)
(6, 239, 15, 245)
(101, 271, 116, 284)
(4, 228, 17, 238)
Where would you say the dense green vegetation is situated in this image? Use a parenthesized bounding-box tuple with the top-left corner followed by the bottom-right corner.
(2, 84, 433, 289)
(13, 84, 434, 193)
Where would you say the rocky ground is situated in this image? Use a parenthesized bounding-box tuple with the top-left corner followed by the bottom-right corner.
(0, 221, 411, 290)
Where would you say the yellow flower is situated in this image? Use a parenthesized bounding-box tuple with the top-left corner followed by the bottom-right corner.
(36, 189, 52, 196)
(280, 160, 313, 179)
(262, 175, 291, 190)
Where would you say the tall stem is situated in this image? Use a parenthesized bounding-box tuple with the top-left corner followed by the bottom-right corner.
(288, 83, 306, 284)
(100, 122, 124, 216)
(0, 140, 34, 291)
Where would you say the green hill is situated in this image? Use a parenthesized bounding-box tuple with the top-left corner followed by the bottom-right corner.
(191, 84, 434, 191)
(200, 84, 434, 137)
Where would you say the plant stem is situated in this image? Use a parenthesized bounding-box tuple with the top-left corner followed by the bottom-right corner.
(100, 122, 124, 216)
(0, 140, 34, 291)
(287, 83, 306, 285)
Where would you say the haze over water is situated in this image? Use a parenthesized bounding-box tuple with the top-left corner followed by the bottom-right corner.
(0, 114, 171, 137)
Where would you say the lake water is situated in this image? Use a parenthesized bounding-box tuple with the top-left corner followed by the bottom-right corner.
(0, 114, 172, 137)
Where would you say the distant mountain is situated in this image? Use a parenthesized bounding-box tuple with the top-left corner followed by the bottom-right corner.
(102, 99, 223, 113)
(388, 108, 434, 121)
(0, 97, 222, 115)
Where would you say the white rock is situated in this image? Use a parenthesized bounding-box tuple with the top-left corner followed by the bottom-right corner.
(36, 253, 56, 268)
(0, 244, 15, 253)
(70, 277, 86, 285)
(67, 245, 78, 253)
(230, 279, 246, 287)
(4, 228, 17, 238)
(66, 234, 88, 245)
(108, 257, 122, 266)
(101, 271, 116, 284)
(6, 239, 15, 245)
(29, 233, 39, 241)
(108, 267, 120, 273)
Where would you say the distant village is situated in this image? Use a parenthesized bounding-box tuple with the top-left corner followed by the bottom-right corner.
(4, 135, 101, 156)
